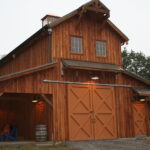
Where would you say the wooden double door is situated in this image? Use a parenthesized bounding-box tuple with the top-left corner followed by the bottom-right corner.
(67, 84, 117, 141)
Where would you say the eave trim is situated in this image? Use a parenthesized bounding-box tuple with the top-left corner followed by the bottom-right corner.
(0, 62, 56, 82)
(132, 88, 150, 96)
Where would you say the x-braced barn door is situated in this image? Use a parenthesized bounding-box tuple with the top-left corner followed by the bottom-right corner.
(133, 102, 147, 136)
(92, 86, 117, 140)
(67, 84, 117, 141)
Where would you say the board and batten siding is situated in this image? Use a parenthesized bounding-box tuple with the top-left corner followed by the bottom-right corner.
(52, 15, 122, 66)
(0, 34, 50, 76)
(0, 68, 54, 94)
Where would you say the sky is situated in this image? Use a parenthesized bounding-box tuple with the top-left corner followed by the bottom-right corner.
(0, 0, 150, 56)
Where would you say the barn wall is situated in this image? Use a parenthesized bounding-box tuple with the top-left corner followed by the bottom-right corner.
(0, 34, 50, 76)
(120, 73, 150, 88)
(115, 73, 150, 138)
(0, 68, 54, 94)
(51, 73, 150, 141)
(64, 69, 116, 84)
(52, 15, 122, 66)
(52, 83, 68, 141)
(115, 87, 135, 138)
(1, 69, 150, 141)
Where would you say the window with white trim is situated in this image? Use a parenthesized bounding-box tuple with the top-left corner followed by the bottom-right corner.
(71, 36, 83, 54)
(96, 41, 106, 57)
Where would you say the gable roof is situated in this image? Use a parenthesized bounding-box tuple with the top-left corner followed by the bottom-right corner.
(0, 0, 128, 67)
(49, 0, 129, 43)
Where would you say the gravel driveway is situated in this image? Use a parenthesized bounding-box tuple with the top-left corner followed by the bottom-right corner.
(66, 138, 150, 150)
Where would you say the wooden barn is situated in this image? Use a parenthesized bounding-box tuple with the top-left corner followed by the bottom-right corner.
(0, 0, 150, 141)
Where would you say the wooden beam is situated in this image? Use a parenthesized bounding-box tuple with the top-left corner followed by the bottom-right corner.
(40, 94, 53, 107)
(75, 6, 87, 28)
(98, 16, 109, 33)
(94, 0, 100, 8)
(87, 7, 109, 14)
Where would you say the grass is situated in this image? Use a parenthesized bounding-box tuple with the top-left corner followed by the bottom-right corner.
(0, 144, 80, 150)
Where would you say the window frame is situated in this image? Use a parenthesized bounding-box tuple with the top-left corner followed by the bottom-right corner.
(70, 36, 83, 55)
(95, 40, 107, 57)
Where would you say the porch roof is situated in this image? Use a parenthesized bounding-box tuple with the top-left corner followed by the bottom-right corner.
(0, 62, 56, 82)
(132, 88, 150, 96)
(61, 59, 122, 72)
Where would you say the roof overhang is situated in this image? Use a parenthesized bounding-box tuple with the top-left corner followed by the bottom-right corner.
(62, 59, 122, 72)
(0, 62, 56, 82)
(132, 88, 150, 97)
(49, 0, 128, 43)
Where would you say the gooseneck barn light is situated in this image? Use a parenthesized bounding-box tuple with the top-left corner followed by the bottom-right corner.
(89, 72, 99, 80)
(139, 98, 145, 102)
(32, 95, 40, 103)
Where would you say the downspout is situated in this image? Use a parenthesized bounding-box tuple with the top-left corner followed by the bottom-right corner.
(47, 28, 52, 62)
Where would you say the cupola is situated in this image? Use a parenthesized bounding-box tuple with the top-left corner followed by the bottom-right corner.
(41, 14, 60, 27)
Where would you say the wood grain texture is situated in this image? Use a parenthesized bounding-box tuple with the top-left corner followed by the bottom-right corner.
(0, 8, 150, 142)
(0, 34, 50, 76)
(52, 15, 122, 66)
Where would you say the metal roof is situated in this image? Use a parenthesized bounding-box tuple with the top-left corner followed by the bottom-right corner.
(132, 88, 150, 96)
(62, 59, 122, 72)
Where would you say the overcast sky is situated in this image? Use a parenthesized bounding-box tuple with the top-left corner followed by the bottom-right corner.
(0, 0, 150, 56)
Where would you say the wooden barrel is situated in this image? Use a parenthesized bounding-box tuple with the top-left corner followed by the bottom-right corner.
(35, 124, 47, 142)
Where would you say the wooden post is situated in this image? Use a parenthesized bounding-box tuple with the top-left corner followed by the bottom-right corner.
(40, 94, 53, 107)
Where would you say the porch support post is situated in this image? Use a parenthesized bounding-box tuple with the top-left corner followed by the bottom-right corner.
(40, 94, 53, 107)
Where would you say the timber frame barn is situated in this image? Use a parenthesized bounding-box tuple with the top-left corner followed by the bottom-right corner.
(0, 0, 150, 141)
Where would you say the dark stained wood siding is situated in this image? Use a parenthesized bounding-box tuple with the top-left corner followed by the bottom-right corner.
(0, 34, 50, 76)
(115, 87, 135, 138)
(0, 9, 150, 142)
(120, 73, 150, 88)
(115, 73, 150, 138)
(0, 68, 54, 94)
(52, 15, 122, 66)
(64, 69, 116, 84)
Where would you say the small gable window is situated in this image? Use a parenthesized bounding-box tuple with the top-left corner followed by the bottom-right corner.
(71, 36, 83, 54)
(96, 41, 106, 57)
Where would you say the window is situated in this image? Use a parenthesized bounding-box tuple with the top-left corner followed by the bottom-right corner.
(96, 41, 106, 57)
(71, 36, 83, 54)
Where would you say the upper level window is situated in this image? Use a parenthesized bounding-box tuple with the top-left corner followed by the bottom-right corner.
(71, 36, 83, 54)
(96, 41, 106, 57)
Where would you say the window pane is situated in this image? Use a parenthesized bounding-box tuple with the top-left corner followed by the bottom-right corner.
(71, 37, 83, 54)
(96, 41, 106, 57)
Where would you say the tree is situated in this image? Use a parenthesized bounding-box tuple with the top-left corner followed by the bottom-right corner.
(122, 48, 150, 81)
